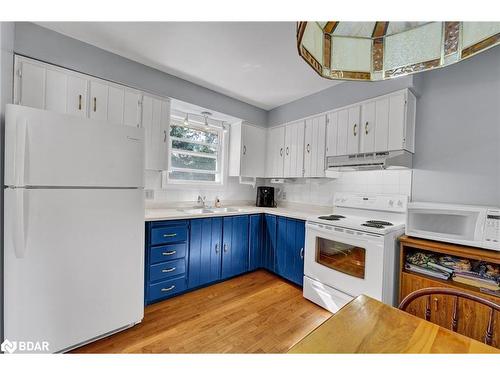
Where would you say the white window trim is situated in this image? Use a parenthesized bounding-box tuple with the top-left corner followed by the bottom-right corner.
(163, 120, 226, 187)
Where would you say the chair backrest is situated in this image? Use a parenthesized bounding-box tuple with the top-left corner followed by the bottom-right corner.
(399, 287, 500, 346)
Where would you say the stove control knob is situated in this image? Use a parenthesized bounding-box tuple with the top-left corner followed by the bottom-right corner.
(389, 200, 394, 207)
(397, 200, 403, 207)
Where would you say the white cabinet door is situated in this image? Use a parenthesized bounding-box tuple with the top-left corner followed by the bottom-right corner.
(388, 92, 406, 151)
(336, 109, 349, 156)
(107, 86, 125, 125)
(45, 68, 68, 114)
(18, 60, 45, 109)
(304, 115, 326, 177)
(360, 101, 375, 153)
(89, 80, 108, 121)
(123, 89, 142, 128)
(66, 75, 88, 117)
(159, 99, 170, 171)
(240, 123, 266, 177)
(346, 105, 361, 155)
(374, 97, 390, 152)
(326, 111, 338, 157)
(283, 121, 305, 178)
(266, 126, 285, 178)
(142, 94, 169, 171)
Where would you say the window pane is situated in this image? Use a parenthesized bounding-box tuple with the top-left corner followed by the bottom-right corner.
(172, 140, 217, 154)
(169, 171, 216, 182)
(171, 152, 216, 171)
(170, 125, 219, 145)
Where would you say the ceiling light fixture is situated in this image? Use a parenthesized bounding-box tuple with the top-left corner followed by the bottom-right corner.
(297, 21, 500, 81)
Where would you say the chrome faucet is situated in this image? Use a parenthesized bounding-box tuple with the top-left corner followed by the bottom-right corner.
(197, 195, 207, 208)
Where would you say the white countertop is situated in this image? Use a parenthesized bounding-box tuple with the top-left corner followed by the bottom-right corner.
(145, 203, 332, 222)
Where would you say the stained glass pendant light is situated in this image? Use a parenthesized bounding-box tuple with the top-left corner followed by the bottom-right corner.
(297, 22, 500, 81)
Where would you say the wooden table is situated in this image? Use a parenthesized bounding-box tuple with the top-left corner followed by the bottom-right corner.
(289, 295, 499, 353)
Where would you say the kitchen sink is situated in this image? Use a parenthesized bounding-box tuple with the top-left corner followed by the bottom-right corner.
(180, 208, 214, 214)
(208, 207, 240, 213)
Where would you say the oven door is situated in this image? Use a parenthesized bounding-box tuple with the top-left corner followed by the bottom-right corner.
(304, 222, 385, 300)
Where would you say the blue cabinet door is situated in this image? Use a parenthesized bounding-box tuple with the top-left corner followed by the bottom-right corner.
(221, 215, 249, 279)
(293, 220, 306, 286)
(275, 218, 306, 286)
(249, 214, 263, 271)
(188, 217, 222, 289)
(263, 214, 277, 272)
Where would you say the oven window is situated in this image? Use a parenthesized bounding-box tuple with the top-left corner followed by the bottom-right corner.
(316, 237, 366, 279)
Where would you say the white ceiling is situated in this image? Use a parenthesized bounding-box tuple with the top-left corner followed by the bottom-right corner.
(36, 22, 342, 110)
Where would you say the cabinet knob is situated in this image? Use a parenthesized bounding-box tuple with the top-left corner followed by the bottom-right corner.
(280, 148, 283, 157)
(306, 144, 310, 153)
(243, 145, 247, 155)
(353, 124, 357, 137)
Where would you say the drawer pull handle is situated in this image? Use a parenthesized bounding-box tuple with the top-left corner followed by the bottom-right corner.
(78, 94, 82, 110)
(223, 244, 229, 253)
(162, 267, 176, 273)
(93, 97, 97, 112)
(162, 250, 177, 256)
(215, 243, 220, 254)
(300, 247, 304, 259)
(161, 285, 175, 292)
(163, 233, 177, 238)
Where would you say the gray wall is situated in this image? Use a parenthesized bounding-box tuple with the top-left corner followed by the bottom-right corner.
(268, 75, 415, 126)
(0, 21, 15, 344)
(14, 22, 268, 126)
(411, 46, 500, 206)
(269, 47, 500, 206)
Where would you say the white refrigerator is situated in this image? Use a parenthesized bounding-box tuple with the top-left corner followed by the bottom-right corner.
(4, 105, 145, 353)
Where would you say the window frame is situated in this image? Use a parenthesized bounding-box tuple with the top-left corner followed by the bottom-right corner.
(165, 118, 225, 186)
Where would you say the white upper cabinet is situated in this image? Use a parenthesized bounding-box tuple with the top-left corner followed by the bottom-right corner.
(325, 89, 416, 157)
(107, 85, 125, 125)
(45, 68, 68, 114)
(304, 115, 326, 177)
(65, 75, 88, 117)
(123, 89, 142, 128)
(16, 59, 46, 109)
(142, 94, 170, 171)
(229, 122, 266, 177)
(346, 105, 361, 155)
(89, 80, 109, 121)
(283, 120, 305, 178)
(266, 126, 286, 178)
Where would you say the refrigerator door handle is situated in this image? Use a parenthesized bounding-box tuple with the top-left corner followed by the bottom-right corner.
(15, 117, 28, 186)
(13, 189, 29, 259)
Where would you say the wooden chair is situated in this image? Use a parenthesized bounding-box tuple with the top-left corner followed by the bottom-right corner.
(399, 287, 500, 346)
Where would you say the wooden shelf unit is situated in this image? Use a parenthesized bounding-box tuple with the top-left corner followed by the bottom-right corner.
(399, 235, 500, 348)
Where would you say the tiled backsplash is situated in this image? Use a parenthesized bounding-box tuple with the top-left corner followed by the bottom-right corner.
(268, 170, 412, 207)
(145, 171, 257, 207)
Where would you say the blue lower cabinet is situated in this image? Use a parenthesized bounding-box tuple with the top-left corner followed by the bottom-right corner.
(263, 214, 277, 272)
(149, 258, 186, 282)
(249, 214, 263, 271)
(221, 215, 250, 279)
(148, 276, 187, 301)
(275, 217, 305, 286)
(188, 217, 222, 289)
(149, 242, 187, 264)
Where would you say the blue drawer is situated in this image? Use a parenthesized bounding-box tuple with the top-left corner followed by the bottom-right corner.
(149, 258, 186, 282)
(150, 243, 187, 264)
(148, 276, 187, 301)
(151, 225, 188, 246)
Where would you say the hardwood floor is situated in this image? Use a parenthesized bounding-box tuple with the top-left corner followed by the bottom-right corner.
(72, 270, 331, 353)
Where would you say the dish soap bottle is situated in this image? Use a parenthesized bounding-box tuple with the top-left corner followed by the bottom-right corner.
(214, 197, 222, 208)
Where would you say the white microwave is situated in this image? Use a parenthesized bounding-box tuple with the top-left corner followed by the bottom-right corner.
(406, 202, 500, 251)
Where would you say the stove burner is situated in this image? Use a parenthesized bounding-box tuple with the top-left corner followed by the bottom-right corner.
(361, 223, 385, 229)
(366, 220, 393, 226)
(318, 215, 346, 221)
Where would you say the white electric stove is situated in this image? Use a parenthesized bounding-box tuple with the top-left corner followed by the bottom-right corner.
(303, 192, 408, 313)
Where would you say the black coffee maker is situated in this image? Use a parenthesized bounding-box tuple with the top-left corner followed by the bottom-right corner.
(256, 186, 275, 207)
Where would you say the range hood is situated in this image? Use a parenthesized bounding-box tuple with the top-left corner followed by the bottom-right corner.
(326, 150, 413, 171)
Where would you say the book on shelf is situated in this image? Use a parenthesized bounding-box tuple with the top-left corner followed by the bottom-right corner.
(452, 275, 500, 291)
(427, 262, 454, 274)
(405, 263, 451, 280)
